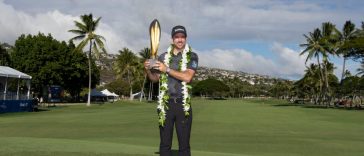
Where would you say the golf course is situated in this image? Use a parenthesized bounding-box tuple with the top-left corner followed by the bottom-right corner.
(1, 99, 364, 156)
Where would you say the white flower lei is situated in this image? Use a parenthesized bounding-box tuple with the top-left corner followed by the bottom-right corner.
(157, 44, 192, 127)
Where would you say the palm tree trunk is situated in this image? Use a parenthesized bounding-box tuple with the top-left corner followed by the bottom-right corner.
(341, 56, 347, 83)
(127, 69, 133, 100)
(323, 59, 330, 107)
(129, 88, 133, 100)
(139, 75, 147, 102)
(148, 81, 153, 101)
(87, 40, 92, 106)
(148, 82, 151, 101)
(317, 56, 324, 105)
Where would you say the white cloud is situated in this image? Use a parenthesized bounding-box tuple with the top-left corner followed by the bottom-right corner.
(1, 0, 363, 79)
(4, 0, 364, 45)
(196, 43, 308, 79)
(0, 1, 129, 54)
(271, 43, 307, 77)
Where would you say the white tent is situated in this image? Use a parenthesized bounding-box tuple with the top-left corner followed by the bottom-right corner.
(101, 89, 113, 96)
(90, 89, 107, 102)
(0, 66, 32, 79)
(101, 89, 119, 102)
(0, 66, 32, 100)
(131, 91, 145, 99)
(110, 92, 119, 97)
(90, 89, 107, 97)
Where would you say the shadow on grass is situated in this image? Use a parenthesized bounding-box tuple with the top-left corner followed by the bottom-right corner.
(35, 108, 50, 112)
(273, 103, 330, 109)
(272, 103, 363, 110)
(154, 149, 179, 155)
(273, 103, 301, 107)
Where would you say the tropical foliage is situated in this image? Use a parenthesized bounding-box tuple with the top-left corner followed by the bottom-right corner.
(0, 44, 11, 66)
(10, 33, 98, 100)
(297, 20, 364, 106)
(114, 48, 144, 100)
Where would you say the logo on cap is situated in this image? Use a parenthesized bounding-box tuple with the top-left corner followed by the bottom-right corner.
(174, 28, 185, 32)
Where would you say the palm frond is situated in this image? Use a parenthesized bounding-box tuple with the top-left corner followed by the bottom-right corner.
(92, 41, 101, 59)
(139, 48, 151, 60)
(93, 17, 102, 31)
(75, 39, 89, 52)
(68, 29, 86, 35)
(95, 35, 106, 41)
(94, 37, 107, 54)
(74, 21, 88, 31)
(69, 35, 86, 41)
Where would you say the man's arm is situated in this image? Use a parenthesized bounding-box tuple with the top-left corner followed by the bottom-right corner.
(166, 68, 195, 83)
(144, 60, 160, 82)
(154, 61, 195, 83)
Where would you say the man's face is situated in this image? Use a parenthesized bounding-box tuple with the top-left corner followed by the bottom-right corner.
(172, 33, 186, 50)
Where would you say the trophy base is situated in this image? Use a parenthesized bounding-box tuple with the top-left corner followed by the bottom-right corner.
(148, 59, 160, 73)
(148, 59, 157, 69)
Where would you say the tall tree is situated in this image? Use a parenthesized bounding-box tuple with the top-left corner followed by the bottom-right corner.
(193, 78, 230, 97)
(300, 28, 325, 102)
(337, 21, 356, 82)
(300, 22, 339, 105)
(320, 22, 340, 105)
(69, 13, 106, 106)
(115, 48, 140, 100)
(62, 41, 100, 101)
(11, 33, 96, 99)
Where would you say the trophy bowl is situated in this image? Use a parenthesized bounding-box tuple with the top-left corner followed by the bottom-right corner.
(149, 19, 161, 70)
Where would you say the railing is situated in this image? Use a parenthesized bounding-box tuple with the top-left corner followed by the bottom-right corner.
(0, 92, 30, 100)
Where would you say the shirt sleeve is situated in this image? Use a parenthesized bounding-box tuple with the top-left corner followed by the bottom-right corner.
(187, 52, 198, 71)
(158, 52, 166, 63)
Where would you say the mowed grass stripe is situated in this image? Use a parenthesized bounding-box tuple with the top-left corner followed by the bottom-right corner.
(1, 99, 364, 156)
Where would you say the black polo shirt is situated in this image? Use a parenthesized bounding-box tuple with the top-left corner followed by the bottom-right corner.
(158, 51, 198, 98)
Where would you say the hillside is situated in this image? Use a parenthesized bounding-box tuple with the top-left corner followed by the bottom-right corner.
(98, 55, 287, 86)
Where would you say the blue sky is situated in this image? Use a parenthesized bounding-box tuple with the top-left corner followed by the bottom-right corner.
(0, 0, 363, 80)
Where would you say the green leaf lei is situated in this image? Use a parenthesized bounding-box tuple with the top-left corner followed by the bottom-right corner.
(157, 44, 192, 127)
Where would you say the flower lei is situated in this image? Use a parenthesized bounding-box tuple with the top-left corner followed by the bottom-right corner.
(157, 44, 192, 127)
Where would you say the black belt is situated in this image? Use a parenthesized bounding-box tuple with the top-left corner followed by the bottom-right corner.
(169, 97, 183, 103)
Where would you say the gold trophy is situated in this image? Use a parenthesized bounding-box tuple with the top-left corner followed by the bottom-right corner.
(148, 19, 161, 69)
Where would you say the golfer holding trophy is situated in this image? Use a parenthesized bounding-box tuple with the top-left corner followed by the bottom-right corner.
(144, 19, 199, 156)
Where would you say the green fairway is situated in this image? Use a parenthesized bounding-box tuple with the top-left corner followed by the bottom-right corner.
(1, 99, 364, 156)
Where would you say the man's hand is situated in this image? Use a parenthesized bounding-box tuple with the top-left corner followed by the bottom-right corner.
(153, 61, 167, 73)
(144, 60, 149, 70)
(144, 60, 160, 82)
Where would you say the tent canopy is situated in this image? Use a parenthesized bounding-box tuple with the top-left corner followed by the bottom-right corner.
(110, 92, 119, 97)
(0, 66, 32, 79)
(90, 89, 107, 97)
(101, 89, 119, 97)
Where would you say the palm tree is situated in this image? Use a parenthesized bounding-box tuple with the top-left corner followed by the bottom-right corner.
(337, 21, 356, 82)
(300, 28, 325, 103)
(300, 22, 339, 105)
(307, 64, 322, 103)
(320, 22, 340, 105)
(115, 48, 139, 100)
(69, 13, 106, 106)
(138, 48, 151, 102)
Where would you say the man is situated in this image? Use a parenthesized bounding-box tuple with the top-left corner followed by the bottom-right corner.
(144, 25, 198, 156)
